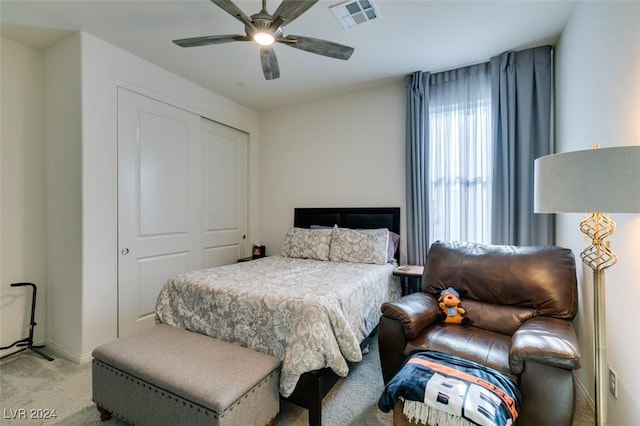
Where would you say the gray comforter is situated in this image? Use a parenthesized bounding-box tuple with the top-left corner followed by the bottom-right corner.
(155, 255, 400, 396)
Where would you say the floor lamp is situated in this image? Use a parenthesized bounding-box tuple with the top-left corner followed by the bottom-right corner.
(534, 145, 640, 426)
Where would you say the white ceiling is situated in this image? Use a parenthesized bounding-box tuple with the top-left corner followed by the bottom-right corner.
(1, 0, 578, 111)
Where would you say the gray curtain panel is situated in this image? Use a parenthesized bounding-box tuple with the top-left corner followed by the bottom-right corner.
(490, 46, 554, 246)
(405, 46, 554, 261)
(405, 71, 430, 265)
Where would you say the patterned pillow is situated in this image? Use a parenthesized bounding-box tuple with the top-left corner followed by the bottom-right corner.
(388, 231, 400, 262)
(329, 227, 389, 265)
(281, 227, 333, 261)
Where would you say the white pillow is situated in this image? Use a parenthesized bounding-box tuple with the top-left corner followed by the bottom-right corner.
(280, 227, 333, 261)
(329, 227, 389, 265)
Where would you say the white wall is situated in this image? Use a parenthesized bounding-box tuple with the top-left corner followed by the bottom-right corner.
(555, 2, 640, 424)
(39, 32, 260, 361)
(258, 81, 407, 258)
(0, 38, 47, 356)
(44, 33, 83, 356)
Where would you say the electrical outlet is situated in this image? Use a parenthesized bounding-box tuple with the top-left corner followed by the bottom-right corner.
(609, 366, 618, 398)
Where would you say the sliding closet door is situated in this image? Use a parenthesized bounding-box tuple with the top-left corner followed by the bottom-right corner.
(201, 118, 248, 267)
(117, 88, 202, 337)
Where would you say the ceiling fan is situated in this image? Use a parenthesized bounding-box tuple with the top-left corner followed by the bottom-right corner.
(173, 0, 355, 80)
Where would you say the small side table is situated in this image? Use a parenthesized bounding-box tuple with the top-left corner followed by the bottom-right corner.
(393, 265, 424, 296)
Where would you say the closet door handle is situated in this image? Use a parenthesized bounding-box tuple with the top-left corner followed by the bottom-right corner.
(121, 248, 129, 255)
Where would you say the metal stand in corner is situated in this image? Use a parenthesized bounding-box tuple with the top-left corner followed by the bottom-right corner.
(0, 282, 54, 361)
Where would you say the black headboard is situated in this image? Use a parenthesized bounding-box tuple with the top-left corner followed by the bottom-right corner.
(294, 207, 400, 235)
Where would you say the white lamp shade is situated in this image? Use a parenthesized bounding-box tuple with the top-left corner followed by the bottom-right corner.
(534, 146, 640, 214)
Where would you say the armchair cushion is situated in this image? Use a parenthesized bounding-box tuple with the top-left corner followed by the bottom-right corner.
(405, 323, 515, 381)
(510, 316, 581, 374)
(461, 299, 535, 335)
(422, 241, 578, 321)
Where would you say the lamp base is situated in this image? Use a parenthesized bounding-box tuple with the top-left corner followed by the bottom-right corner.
(593, 270, 607, 426)
(579, 213, 617, 426)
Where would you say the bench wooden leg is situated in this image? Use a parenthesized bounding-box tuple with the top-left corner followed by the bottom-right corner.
(97, 405, 112, 422)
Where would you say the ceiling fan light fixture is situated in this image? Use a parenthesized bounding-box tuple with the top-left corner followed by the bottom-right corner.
(253, 32, 275, 46)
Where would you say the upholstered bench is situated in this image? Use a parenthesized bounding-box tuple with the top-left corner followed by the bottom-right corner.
(92, 324, 281, 426)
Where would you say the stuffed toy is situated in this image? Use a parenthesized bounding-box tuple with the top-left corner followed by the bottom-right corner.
(438, 287, 470, 325)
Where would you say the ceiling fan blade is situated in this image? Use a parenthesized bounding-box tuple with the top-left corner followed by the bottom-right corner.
(260, 46, 280, 80)
(282, 35, 354, 60)
(173, 34, 249, 48)
(210, 0, 254, 27)
(272, 0, 319, 26)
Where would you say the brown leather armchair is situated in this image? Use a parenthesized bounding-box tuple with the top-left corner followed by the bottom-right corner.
(379, 241, 581, 426)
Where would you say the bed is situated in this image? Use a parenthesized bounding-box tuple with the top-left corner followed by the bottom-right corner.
(155, 207, 401, 425)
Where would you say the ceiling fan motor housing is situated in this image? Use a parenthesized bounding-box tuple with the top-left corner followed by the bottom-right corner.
(248, 14, 284, 38)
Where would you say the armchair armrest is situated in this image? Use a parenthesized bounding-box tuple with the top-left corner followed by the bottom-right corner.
(510, 316, 581, 374)
(381, 292, 441, 340)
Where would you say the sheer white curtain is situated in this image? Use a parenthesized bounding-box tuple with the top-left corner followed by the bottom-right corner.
(428, 63, 492, 244)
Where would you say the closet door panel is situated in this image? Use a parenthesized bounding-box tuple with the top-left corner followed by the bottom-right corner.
(138, 111, 191, 235)
(117, 88, 201, 337)
(201, 118, 248, 268)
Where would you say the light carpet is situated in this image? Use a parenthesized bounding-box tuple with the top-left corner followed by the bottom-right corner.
(0, 337, 594, 426)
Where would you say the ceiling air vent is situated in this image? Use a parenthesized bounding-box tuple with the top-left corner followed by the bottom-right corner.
(330, 0, 380, 30)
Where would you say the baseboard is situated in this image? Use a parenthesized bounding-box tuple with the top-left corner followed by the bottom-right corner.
(44, 338, 93, 364)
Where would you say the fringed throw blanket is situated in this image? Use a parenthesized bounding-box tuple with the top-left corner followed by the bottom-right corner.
(378, 351, 521, 426)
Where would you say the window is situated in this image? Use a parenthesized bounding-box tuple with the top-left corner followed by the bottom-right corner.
(428, 64, 492, 244)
